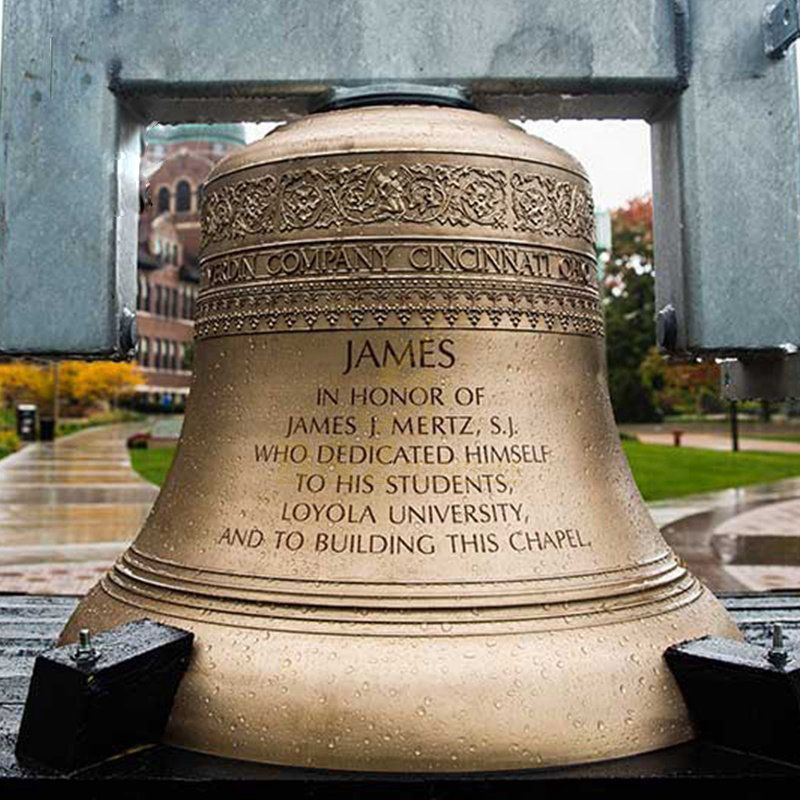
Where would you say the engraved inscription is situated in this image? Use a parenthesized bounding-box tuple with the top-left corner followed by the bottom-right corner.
(214, 337, 593, 564)
(342, 337, 456, 375)
(201, 242, 595, 288)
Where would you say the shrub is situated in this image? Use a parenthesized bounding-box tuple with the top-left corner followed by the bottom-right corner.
(0, 430, 20, 458)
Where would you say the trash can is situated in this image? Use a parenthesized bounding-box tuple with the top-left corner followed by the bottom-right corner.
(16, 404, 38, 442)
(39, 417, 55, 442)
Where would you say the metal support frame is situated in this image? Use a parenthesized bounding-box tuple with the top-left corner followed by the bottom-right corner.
(764, 0, 800, 57)
(1, 1, 799, 393)
(721, 355, 800, 400)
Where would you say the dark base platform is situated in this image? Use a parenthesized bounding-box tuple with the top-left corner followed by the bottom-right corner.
(2, 593, 800, 797)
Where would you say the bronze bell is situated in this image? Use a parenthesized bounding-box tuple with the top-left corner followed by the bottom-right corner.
(61, 100, 739, 771)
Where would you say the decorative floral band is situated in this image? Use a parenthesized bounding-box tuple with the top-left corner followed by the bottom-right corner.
(194, 277, 604, 339)
(201, 160, 594, 249)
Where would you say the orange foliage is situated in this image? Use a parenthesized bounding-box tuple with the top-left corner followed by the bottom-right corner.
(640, 347, 721, 415)
(0, 361, 141, 413)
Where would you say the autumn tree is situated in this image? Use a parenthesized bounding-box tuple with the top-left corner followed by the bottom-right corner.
(604, 195, 723, 421)
(0, 363, 52, 408)
(0, 360, 141, 415)
(68, 362, 141, 409)
(603, 195, 659, 422)
(640, 347, 722, 416)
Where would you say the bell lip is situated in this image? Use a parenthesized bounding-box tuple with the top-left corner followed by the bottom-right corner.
(204, 105, 589, 186)
(61, 584, 740, 772)
(115, 544, 691, 613)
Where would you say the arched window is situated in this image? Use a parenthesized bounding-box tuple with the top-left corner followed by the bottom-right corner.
(175, 180, 191, 212)
(157, 187, 170, 213)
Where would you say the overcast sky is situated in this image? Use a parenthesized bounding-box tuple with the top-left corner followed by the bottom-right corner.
(521, 120, 650, 210)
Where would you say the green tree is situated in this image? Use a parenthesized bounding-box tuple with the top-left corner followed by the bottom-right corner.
(603, 196, 660, 422)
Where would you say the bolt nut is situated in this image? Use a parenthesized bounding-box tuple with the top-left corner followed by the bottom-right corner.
(767, 623, 791, 669)
(119, 307, 137, 357)
(139, 181, 152, 213)
(71, 628, 100, 665)
(656, 304, 678, 352)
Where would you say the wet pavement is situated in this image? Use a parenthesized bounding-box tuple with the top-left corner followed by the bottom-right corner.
(0, 424, 157, 594)
(0, 424, 798, 596)
(656, 478, 800, 592)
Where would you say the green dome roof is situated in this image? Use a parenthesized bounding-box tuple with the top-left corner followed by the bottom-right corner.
(145, 123, 247, 147)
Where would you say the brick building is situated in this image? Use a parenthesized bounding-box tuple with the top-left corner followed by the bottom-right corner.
(135, 123, 246, 409)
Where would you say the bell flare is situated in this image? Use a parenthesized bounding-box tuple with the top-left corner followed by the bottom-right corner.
(62, 104, 740, 772)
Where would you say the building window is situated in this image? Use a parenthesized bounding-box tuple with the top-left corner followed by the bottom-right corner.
(175, 180, 191, 212)
(157, 187, 170, 213)
(171, 288, 178, 318)
(139, 337, 149, 367)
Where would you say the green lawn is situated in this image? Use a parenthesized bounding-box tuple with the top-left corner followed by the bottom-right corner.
(130, 447, 176, 486)
(621, 440, 800, 501)
(131, 441, 800, 503)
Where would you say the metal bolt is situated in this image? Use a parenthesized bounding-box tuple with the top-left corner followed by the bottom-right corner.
(656, 304, 678, 352)
(764, 0, 800, 59)
(767, 623, 791, 669)
(71, 628, 100, 665)
(119, 306, 138, 356)
(139, 180, 152, 213)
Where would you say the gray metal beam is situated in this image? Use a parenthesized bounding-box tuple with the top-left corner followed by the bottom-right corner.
(110, 0, 684, 121)
(651, 0, 800, 356)
(721, 355, 800, 400)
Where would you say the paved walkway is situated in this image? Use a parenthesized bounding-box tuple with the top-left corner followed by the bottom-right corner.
(0, 424, 157, 594)
(655, 477, 800, 592)
(633, 431, 800, 453)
